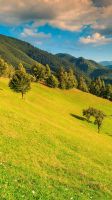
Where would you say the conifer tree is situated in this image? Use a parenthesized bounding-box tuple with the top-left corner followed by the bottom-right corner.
(66, 68, 78, 89)
(46, 74, 59, 88)
(45, 64, 51, 79)
(58, 67, 67, 89)
(78, 76, 89, 92)
(90, 77, 105, 97)
(104, 84, 112, 100)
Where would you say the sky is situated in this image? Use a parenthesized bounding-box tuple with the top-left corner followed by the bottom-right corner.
(0, 0, 112, 62)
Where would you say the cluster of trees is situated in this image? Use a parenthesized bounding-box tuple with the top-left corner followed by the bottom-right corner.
(89, 77, 112, 101)
(57, 67, 77, 89)
(31, 63, 59, 88)
(31, 63, 112, 101)
(83, 107, 106, 133)
(31, 64, 78, 89)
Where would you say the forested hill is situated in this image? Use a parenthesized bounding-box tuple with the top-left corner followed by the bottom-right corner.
(0, 34, 112, 81)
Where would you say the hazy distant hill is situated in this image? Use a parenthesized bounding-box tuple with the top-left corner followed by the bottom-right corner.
(100, 61, 112, 66)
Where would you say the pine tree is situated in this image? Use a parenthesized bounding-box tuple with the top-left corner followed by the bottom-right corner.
(100, 79, 106, 97)
(90, 77, 105, 97)
(66, 69, 78, 89)
(58, 67, 67, 89)
(58, 67, 77, 89)
(45, 64, 51, 79)
(104, 84, 112, 100)
(78, 76, 89, 92)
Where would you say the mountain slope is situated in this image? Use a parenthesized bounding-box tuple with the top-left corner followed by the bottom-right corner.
(0, 34, 74, 72)
(0, 78, 112, 199)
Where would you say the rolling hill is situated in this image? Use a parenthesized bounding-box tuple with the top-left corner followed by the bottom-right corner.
(0, 34, 112, 82)
(0, 78, 112, 199)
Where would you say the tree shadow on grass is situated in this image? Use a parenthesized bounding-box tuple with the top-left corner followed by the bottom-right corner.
(70, 113, 93, 124)
(70, 113, 86, 121)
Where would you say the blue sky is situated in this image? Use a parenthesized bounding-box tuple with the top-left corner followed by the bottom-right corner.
(0, 0, 112, 62)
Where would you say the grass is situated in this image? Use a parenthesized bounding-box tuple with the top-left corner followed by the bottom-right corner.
(0, 78, 112, 200)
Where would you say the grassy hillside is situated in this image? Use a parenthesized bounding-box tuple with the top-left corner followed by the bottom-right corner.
(0, 78, 112, 200)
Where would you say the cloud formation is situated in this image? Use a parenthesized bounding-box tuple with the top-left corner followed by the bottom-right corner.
(21, 28, 51, 39)
(80, 33, 112, 45)
(0, 0, 112, 34)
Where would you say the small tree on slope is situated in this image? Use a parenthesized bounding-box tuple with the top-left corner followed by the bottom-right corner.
(83, 107, 106, 133)
(9, 64, 31, 98)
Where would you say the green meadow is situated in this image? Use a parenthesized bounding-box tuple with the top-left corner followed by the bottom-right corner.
(0, 78, 112, 200)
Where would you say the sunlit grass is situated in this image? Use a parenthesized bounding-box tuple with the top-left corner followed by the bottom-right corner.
(0, 78, 112, 200)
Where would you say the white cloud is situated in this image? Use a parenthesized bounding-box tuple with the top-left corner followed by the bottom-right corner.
(80, 33, 112, 45)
